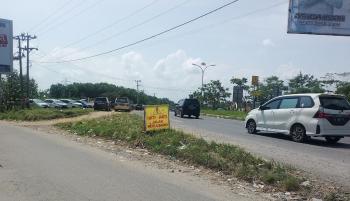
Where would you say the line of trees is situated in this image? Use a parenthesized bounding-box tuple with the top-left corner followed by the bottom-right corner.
(191, 72, 350, 110)
(48, 82, 174, 106)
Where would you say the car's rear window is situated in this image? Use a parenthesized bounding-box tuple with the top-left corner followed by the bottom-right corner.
(116, 98, 128, 103)
(319, 96, 350, 110)
(184, 99, 199, 106)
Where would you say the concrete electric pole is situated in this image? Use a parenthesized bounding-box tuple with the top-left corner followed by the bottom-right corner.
(135, 80, 141, 104)
(21, 33, 38, 107)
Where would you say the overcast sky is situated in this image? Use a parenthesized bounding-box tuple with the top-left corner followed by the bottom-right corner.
(3, 0, 350, 101)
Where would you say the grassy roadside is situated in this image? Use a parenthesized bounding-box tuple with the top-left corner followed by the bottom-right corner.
(201, 109, 247, 121)
(56, 113, 302, 192)
(0, 108, 92, 121)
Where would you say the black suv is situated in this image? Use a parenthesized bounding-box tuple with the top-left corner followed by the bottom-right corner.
(174, 99, 200, 118)
(93, 97, 111, 111)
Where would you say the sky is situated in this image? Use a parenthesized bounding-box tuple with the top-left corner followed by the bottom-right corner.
(2, 0, 350, 101)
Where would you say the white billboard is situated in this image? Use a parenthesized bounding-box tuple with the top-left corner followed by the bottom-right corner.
(288, 0, 350, 36)
(0, 18, 13, 74)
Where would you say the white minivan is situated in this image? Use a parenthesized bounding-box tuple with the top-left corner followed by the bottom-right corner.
(245, 93, 350, 143)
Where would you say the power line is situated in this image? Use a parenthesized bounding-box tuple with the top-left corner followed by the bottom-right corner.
(37, 0, 159, 61)
(38, 0, 108, 38)
(27, 0, 73, 32)
(36, 0, 240, 64)
(58, 0, 192, 60)
(35, 0, 86, 34)
(133, 1, 287, 50)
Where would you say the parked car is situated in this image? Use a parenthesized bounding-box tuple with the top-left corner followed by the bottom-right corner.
(114, 97, 132, 112)
(245, 93, 350, 144)
(174, 98, 200, 118)
(93, 97, 111, 111)
(44, 99, 68, 109)
(29, 99, 49, 108)
(60, 99, 83, 108)
(75, 100, 92, 108)
(134, 104, 144, 110)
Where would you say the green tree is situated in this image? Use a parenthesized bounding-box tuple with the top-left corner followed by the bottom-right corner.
(192, 80, 231, 109)
(336, 82, 350, 100)
(288, 72, 325, 94)
(230, 77, 249, 90)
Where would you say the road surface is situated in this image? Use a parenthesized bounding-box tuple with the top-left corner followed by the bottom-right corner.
(164, 112, 350, 189)
(0, 122, 265, 201)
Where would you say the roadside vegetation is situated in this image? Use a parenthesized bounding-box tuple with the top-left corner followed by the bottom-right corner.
(201, 109, 247, 120)
(0, 108, 92, 121)
(56, 113, 301, 192)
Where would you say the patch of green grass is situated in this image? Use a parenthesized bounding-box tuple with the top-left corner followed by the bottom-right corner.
(56, 113, 300, 191)
(0, 108, 92, 121)
(201, 109, 247, 120)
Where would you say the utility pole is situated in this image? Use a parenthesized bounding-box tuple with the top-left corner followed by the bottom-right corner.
(13, 35, 24, 98)
(135, 80, 141, 104)
(21, 33, 38, 107)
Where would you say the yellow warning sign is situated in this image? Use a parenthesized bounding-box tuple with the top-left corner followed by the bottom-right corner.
(144, 105, 170, 131)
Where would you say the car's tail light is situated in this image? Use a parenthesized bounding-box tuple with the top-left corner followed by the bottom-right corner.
(313, 111, 331, 119)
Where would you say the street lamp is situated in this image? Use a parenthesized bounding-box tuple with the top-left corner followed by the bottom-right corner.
(192, 62, 215, 95)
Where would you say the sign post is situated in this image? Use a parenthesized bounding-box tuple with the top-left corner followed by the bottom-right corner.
(0, 19, 13, 74)
(144, 105, 170, 132)
(288, 0, 350, 36)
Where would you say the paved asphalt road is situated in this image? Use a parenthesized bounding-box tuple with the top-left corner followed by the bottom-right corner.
(0, 123, 262, 201)
(164, 112, 350, 189)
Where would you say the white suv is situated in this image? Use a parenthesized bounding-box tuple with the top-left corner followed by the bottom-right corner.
(245, 93, 350, 143)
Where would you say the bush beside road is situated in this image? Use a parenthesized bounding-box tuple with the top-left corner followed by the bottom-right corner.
(0, 108, 92, 121)
(201, 109, 247, 120)
(56, 113, 303, 192)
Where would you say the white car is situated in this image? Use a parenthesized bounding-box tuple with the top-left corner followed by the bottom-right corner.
(60, 99, 83, 108)
(44, 99, 68, 109)
(245, 93, 350, 143)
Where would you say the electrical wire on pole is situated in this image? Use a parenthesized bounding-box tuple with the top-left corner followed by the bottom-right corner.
(37, 0, 160, 61)
(56, 0, 191, 60)
(35, 0, 240, 64)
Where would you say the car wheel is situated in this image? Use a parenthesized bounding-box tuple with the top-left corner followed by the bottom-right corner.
(291, 124, 307, 143)
(195, 115, 199, 119)
(189, 114, 191, 118)
(325, 136, 342, 144)
(174, 112, 177, 116)
(246, 120, 257, 134)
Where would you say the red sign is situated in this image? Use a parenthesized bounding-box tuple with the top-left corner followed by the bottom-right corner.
(0, 34, 8, 47)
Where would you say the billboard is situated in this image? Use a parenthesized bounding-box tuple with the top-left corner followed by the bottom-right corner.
(144, 105, 170, 132)
(0, 18, 13, 74)
(232, 86, 243, 103)
(288, 0, 350, 36)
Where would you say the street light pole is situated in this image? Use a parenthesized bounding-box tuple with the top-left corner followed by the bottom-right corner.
(192, 62, 215, 95)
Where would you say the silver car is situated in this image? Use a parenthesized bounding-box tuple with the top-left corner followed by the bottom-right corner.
(44, 99, 68, 109)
